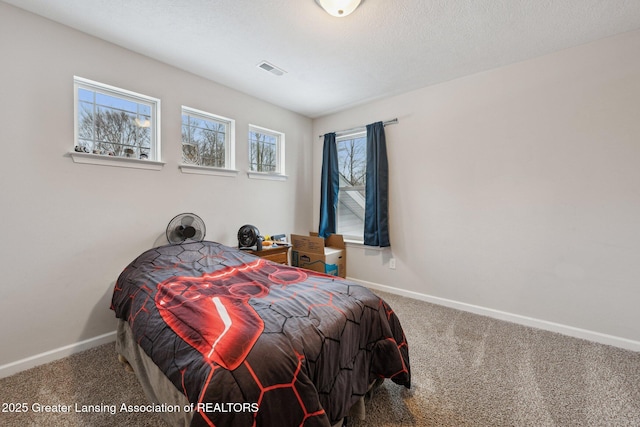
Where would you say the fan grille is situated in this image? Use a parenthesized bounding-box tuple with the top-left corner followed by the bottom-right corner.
(238, 224, 260, 248)
(167, 213, 206, 244)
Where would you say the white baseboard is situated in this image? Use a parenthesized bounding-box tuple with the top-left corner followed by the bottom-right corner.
(349, 277, 640, 353)
(0, 331, 116, 379)
(2, 279, 638, 379)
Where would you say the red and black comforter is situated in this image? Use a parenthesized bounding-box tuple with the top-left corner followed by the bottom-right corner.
(111, 241, 410, 426)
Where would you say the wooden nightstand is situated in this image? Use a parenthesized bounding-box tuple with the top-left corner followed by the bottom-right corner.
(247, 244, 291, 265)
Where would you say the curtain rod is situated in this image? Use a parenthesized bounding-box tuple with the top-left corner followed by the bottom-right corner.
(318, 118, 398, 139)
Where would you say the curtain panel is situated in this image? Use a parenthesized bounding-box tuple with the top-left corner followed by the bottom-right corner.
(318, 132, 339, 238)
(364, 122, 390, 247)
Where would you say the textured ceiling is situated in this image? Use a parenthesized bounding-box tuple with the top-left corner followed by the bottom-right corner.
(4, 0, 640, 118)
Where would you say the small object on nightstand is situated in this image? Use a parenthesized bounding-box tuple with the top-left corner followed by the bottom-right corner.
(238, 224, 262, 250)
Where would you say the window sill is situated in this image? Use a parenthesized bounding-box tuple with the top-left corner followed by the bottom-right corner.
(343, 238, 365, 246)
(344, 240, 388, 251)
(180, 164, 239, 177)
(247, 172, 288, 181)
(70, 152, 164, 170)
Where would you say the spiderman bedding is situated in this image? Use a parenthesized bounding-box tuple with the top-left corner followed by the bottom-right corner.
(111, 241, 410, 427)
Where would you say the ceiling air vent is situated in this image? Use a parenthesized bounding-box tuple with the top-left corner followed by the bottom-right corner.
(257, 61, 286, 76)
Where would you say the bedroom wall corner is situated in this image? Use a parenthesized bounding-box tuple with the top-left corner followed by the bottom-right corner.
(0, 2, 314, 372)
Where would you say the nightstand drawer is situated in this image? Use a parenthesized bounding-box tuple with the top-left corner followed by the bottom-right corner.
(259, 251, 288, 264)
(247, 245, 290, 265)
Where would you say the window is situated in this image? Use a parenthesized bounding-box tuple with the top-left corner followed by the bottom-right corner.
(336, 131, 367, 241)
(248, 125, 285, 179)
(181, 106, 235, 173)
(73, 77, 160, 165)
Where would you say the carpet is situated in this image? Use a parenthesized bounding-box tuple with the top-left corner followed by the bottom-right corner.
(1, 289, 639, 426)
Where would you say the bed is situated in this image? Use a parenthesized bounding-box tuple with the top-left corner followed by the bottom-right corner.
(111, 241, 410, 426)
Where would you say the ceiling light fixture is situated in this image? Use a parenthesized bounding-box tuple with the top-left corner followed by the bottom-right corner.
(315, 0, 362, 17)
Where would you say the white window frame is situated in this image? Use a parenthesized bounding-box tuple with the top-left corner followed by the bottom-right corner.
(179, 106, 237, 177)
(247, 124, 286, 181)
(71, 76, 163, 170)
(336, 130, 367, 242)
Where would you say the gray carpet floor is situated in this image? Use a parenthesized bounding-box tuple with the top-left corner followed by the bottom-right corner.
(1, 289, 639, 426)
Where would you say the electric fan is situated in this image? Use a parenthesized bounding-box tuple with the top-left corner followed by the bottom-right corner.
(166, 213, 206, 244)
(238, 224, 263, 250)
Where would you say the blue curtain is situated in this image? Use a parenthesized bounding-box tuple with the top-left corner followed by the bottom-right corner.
(364, 122, 390, 247)
(319, 132, 339, 238)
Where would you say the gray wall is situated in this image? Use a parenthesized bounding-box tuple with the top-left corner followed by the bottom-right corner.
(0, 3, 313, 369)
(314, 29, 640, 348)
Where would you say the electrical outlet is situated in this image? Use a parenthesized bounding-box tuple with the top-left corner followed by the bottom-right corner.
(389, 258, 396, 269)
